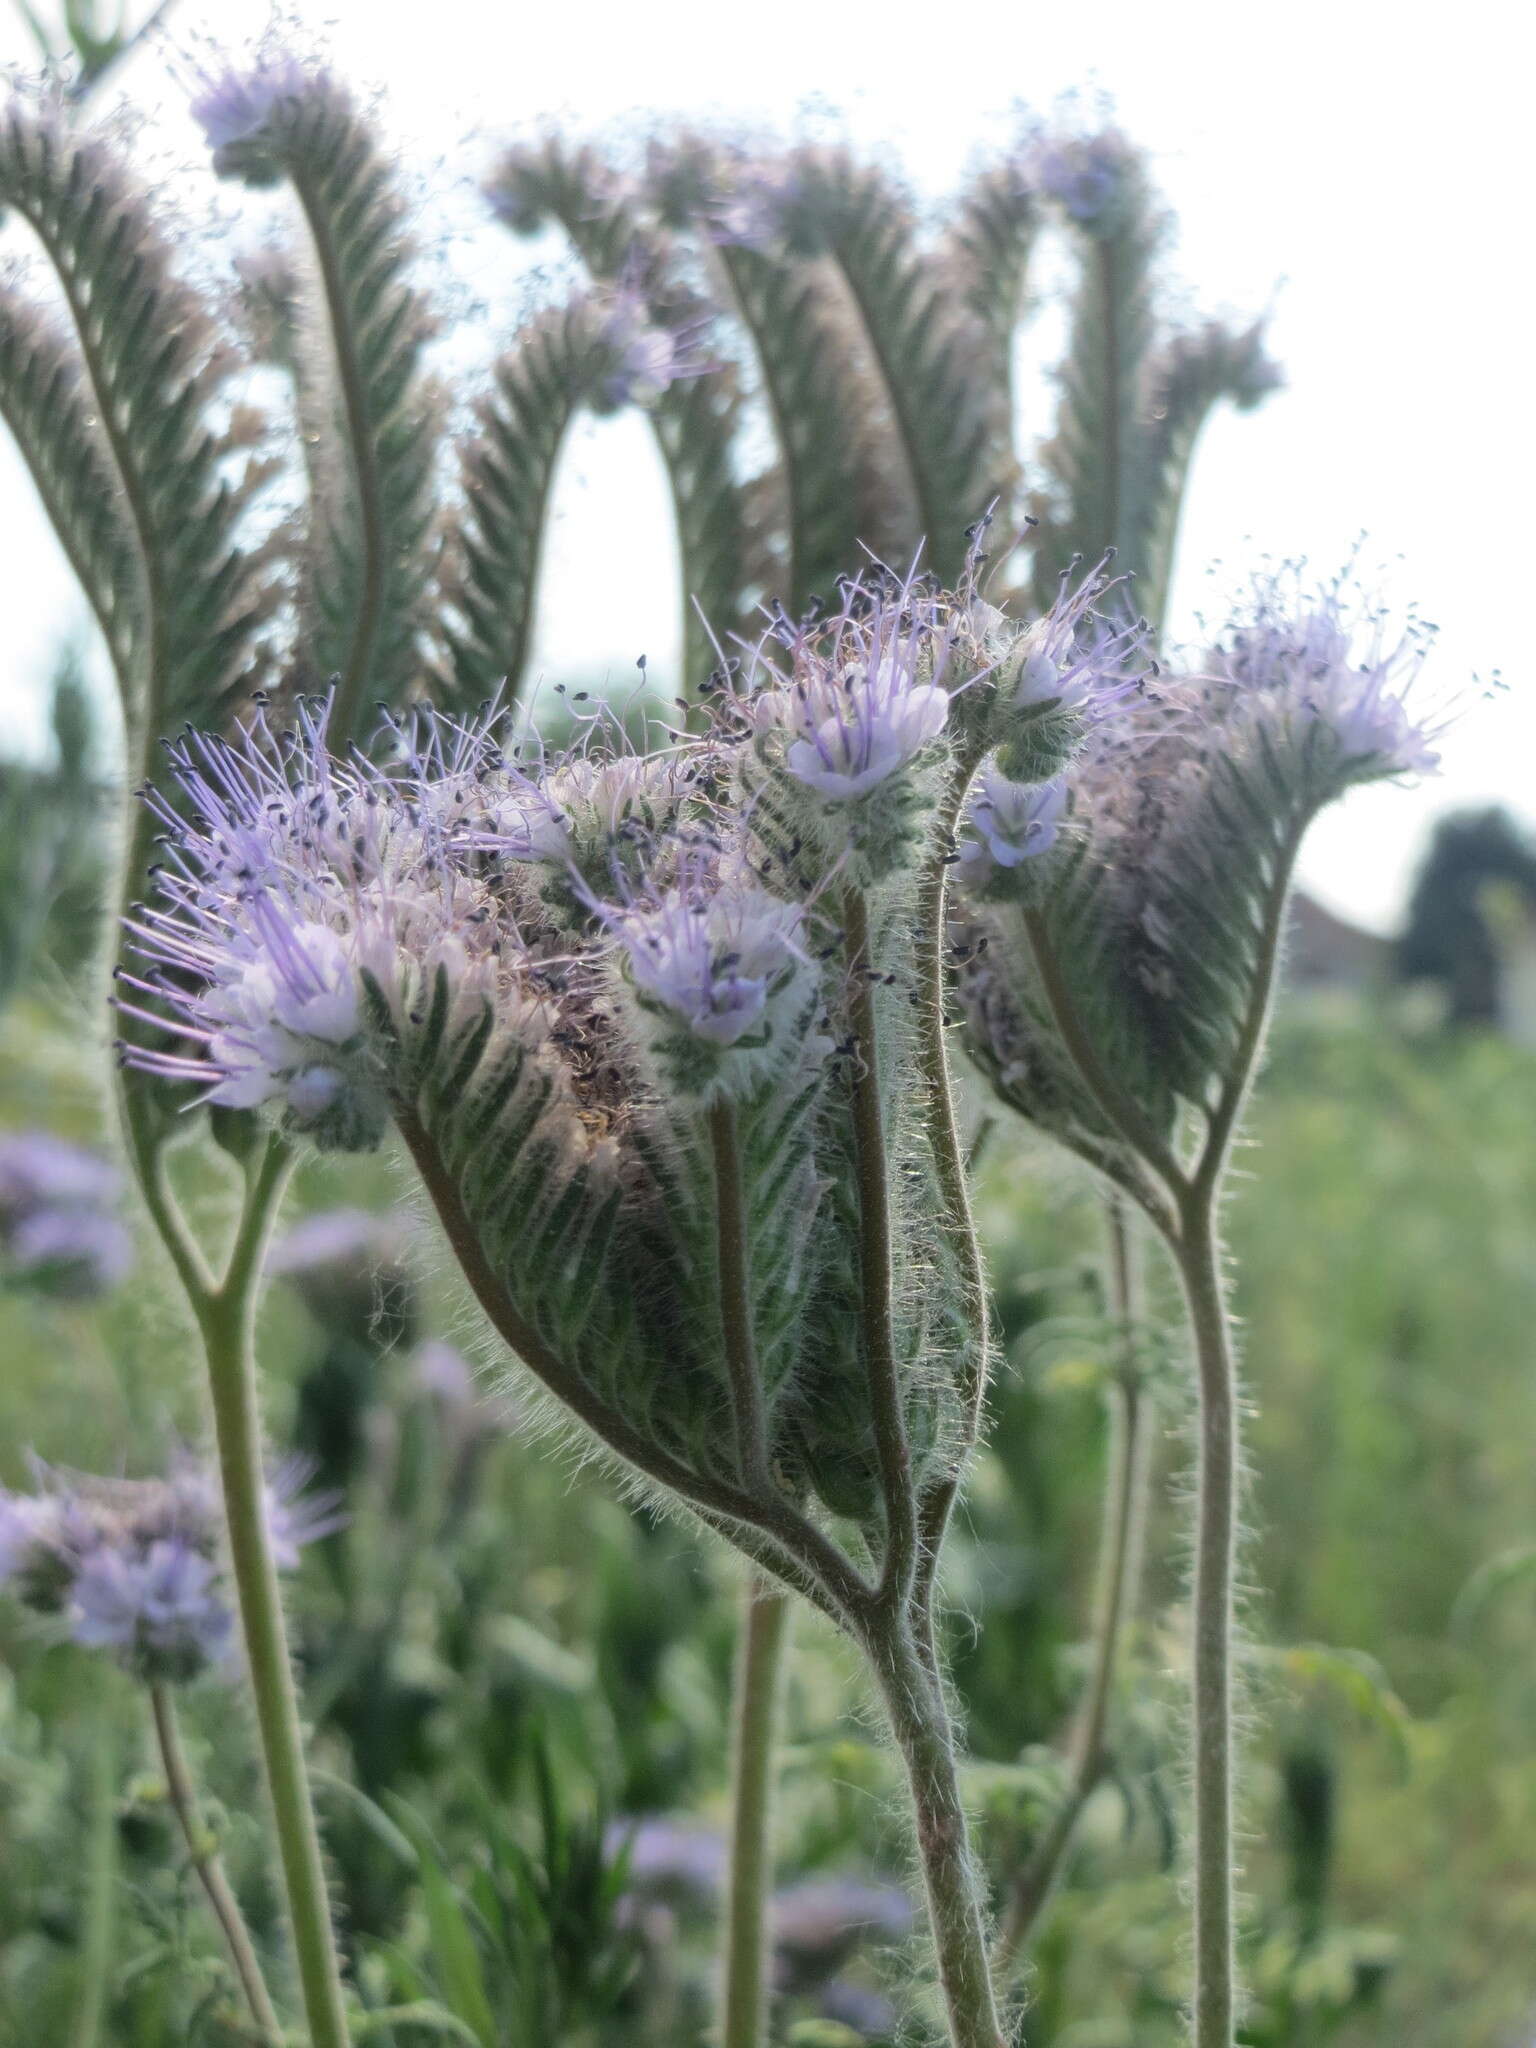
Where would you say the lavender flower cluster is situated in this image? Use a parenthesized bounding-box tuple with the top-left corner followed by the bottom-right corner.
(111, 553, 1434, 1528)
(0, 1457, 338, 1684)
(954, 567, 1440, 1173)
(117, 555, 1434, 1140)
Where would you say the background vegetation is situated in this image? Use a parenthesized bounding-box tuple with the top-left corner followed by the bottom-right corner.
(4, 839, 1535, 2044)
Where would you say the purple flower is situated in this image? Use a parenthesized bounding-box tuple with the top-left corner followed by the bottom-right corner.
(959, 769, 1068, 880)
(71, 1539, 233, 1682)
(709, 163, 803, 251)
(753, 575, 954, 804)
(0, 1491, 51, 1587)
(0, 1131, 117, 1211)
(609, 1818, 728, 1899)
(1214, 571, 1442, 777)
(268, 1206, 416, 1339)
(819, 1979, 898, 2039)
(268, 1206, 406, 1278)
(117, 703, 532, 1153)
(6, 1206, 134, 1297)
(610, 870, 811, 1060)
(594, 289, 715, 412)
(1029, 130, 1138, 226)
(0, 1131, 133, 1299)
(264, 1456, 347, 1568)
(1004, 557, 1149, 725)
(463, 743, 714, 877)
(2, 1456, 339, 1682)
(190, 52, 315, 157)
(773, 1878, 915, 1967)
(412, 1340, 476, 1406)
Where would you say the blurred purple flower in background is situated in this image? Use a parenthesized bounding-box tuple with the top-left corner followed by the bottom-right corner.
(0, 1130, 133, 1298)
(609, 1817, 729, 1902)
(1028, 128, 1138, 226)
(71, 1538, 234, 1681)
(593, 288, 717, 412)
(772, 1878, 915, 1975)
(189, 51, 319, 166)
(0, 1456, 338, 1684)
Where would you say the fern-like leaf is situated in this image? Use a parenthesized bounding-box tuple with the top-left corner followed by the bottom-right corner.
(938, 157, 1041, 434)
(787, 149, 1007, 582)
(1132, 319, 1282, 625)
(1030, 184, 1161, 608)
(0, 98, 277, 739)
(439, 299, 612, 710)
(207, 73, 443, 736)
(489, 139, 751, 693)
(0, 288, 142, 691)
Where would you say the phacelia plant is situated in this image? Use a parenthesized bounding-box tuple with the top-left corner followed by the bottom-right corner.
(0, 43, 1441, 2048)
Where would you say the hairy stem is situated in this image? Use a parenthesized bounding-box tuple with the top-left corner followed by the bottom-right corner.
(198, 1138, 352, 2048)
(842, 887, 918, 1606)
(998, 1199, 1151, 1964)
(150, 1684, 281, 2038)
(865, 1621, 1005, 2048)
(1166, 833, 1299, 2042)
(721, 1578, 792, 2048)
(913, 753, 991, 1593)
(68, 1708, 119, 2048)
(1175, 1200, 1238, 2048)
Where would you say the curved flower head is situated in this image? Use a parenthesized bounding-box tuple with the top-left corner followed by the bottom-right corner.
(1028, 127, 1140, 229)
(117, 704, 530, 1153)
(1213, 570, 1442, 781)
(189, 51, 320, 183)
(957, 568, 1446, 1180)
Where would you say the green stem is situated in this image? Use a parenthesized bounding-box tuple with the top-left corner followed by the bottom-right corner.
(150, 1683, 281, 2039)
(1168, 829, 1301, 2043)
(1175, 1200, 1238, 2048)
(69, 1708, 118, 2048)
(865, 1620, 1005, 2048)
(841, 887, 917, 1606)
(998, 1200, 1151, 1965)
(913, 752, 991, 1592)
(198, 1138, 352, 2048)
(721, 1578, 792, 2048)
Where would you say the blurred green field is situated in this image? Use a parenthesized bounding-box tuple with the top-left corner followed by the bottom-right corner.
(4, 982, 1536, 2046)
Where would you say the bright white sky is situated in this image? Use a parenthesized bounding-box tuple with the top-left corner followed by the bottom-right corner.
(1, 0, 1529, 930)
